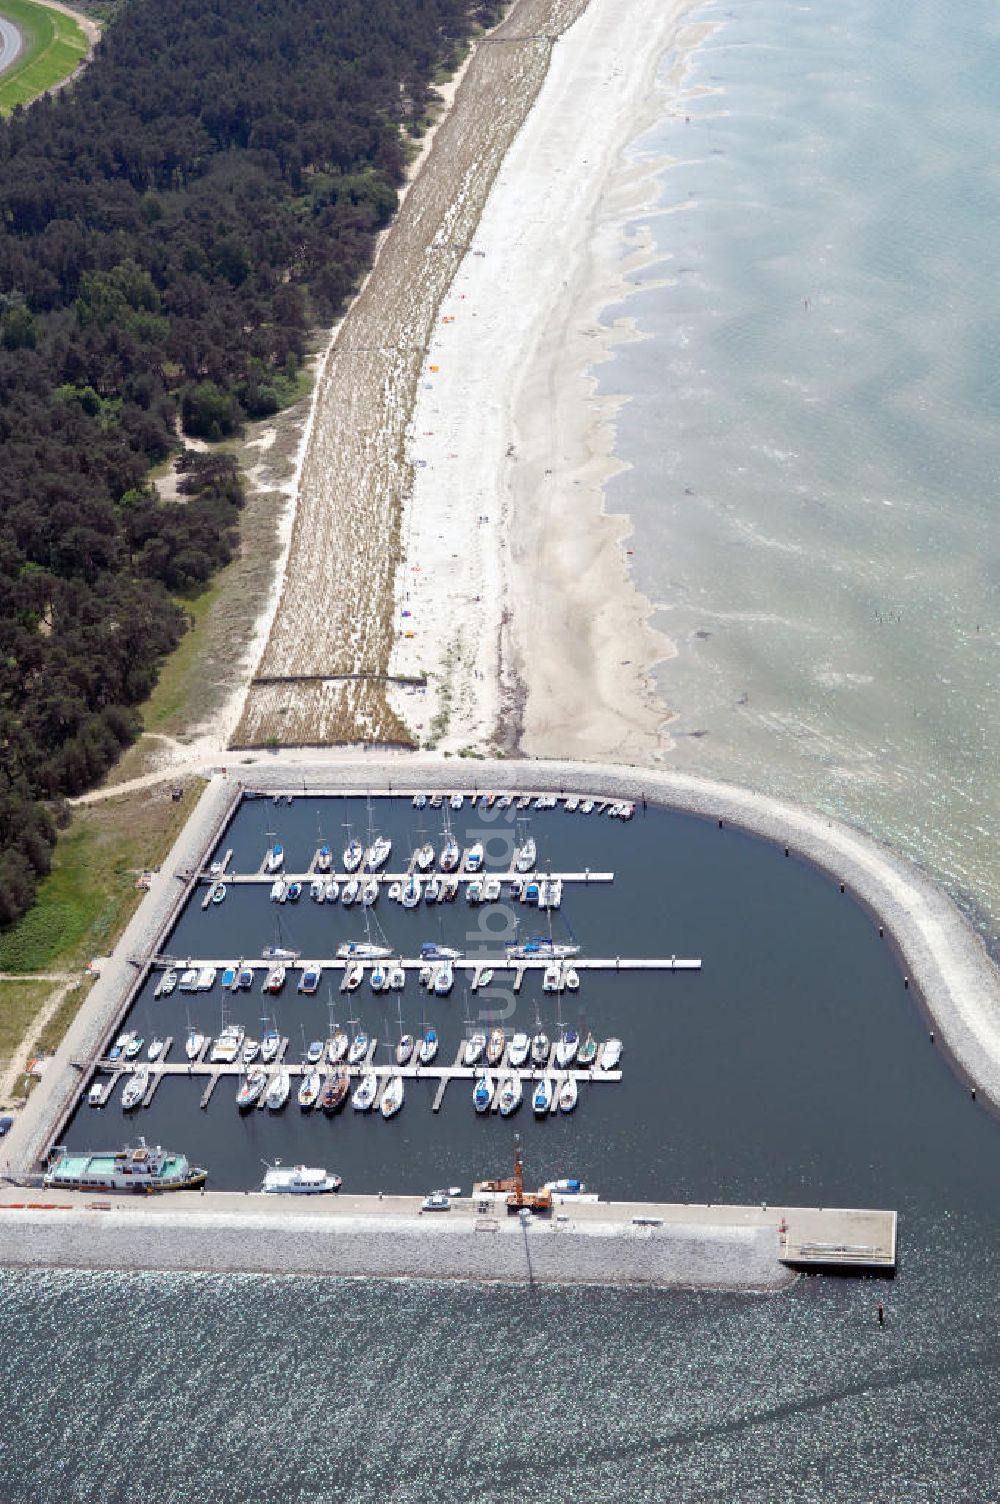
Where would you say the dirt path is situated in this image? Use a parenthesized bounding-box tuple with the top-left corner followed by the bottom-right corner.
(0, 977, 78, 1111)
(231, 0, 591, 750)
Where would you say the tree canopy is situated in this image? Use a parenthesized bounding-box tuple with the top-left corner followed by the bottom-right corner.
(0, 0, 501, 926)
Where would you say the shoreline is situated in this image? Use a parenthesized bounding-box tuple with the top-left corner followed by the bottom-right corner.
(5, 754, 999, 1186)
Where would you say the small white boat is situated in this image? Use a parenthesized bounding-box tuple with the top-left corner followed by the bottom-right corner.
(466, 879, 483, 905)
(88, 1080, 106, 1106)
(555, 1028, 579, 1067)
(433, 962, 454, 996)
(343, 838, 364, 872)
(236, 966, 254, 990)
(210, 1025, 245, 1064)
(388, 881, 402, 902)
(315, 845, 333, 873)
(337, 941, 392, 961)
(348, 1031, 369, 1065)
(178, 968, 199, 992)
(463, 1032, 486, 1067)
(365, 836, 392, 872)
(539, 878, 562, 910)
(370, 963, 389, 992)
(497, 794, 513, 810)
(424, 876, 441, 903)
(237, 1069, 267, 1110)
(242, 1038, 260, 1065)
(419, 1027, 439, 1064)
(352, 1071, 378, 1110)
(120, 1069, 148, 1111)
(429, 794, 443, 808)
(388, 964, 406, 991)
(260, 1029, 280, 1063)
(309, 878, 325, 902)
(380, 1074, 404, 1118)
(266, 1069, 291, 1111)
(210, 881, 227, 905)
(542, 963, 561, 993)
(531, 1029, 550, 1066)
(298, 964, 322, 995)
(439, 836, 460, 872)
(327, 1029, 349, 1064)
(361, 878, 379, 906)
(514, 838, 536, 873)
(473, 1075, 494, 1113)
(395, 1032, 415, 1066)
(197, 966, 216, 991)
(449, 793, 464, 810)
(580, 799, 595, 815)
(298, 1070, 322, 1109)
(414, 842, 435, 871)
(564, 968, 580, 992)
(412, 793, 427, 809)
(341, 877, 360, 906)
(264, 963, 286, 993)
(401, 874, 421, 908)
(564, 796, 579, 812)
(123, 1033, 143, 1060)
(185, 1029, 205, 1061)
(262, 1162, 341, 1195)
(516, 796, 531, 810)
(324, 879, 340, 903)
(269, 878, 286, 901)
(483, 877, 501, 902)
(159, 968, 178, 996)
(345, 964, 364, 991)
(533, 1076, 554, 1115)
(558, 1076, 578, 1113)
(498, 1076, 523, 1116)
(147, 1038, 164, 1062)
(306, 1039, 324, 1065)
(508, 1031, 530, 1068)
(599, 1037, 623, 1071)
(478, 968, 494, 989)
(264, 843, 284, 873)
(486, 1027, 506, 1067)
(464, 841, 484, 873)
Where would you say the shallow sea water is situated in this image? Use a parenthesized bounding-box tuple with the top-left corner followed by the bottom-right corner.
(604, 0, 1000, 946)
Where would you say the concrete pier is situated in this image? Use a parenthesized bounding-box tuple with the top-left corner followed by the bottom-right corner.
(0, 1187, 896, 1288)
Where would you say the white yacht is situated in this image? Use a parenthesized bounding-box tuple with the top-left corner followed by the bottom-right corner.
(555, 1028, 579, 1068)
(352, 1071, 378, 1110)
(380, 1074, 404, 1118)
(464, 841, 484, 873)
(343, 837, 364, 872)
(178, 968, 199, 992)
(147, 1038, 164, 1062)
(388, 964, 406, 990)
(366, 836, 392, 872)
(412, 793, 427, 809)
(348, 1029, 369, 1065)
(599, 1038, 623, 1071)
(269, 878, 286, 902)
(298, 964, 322, 995)
(265, 1069, 290, 1110)
(414, 842, 435, 871)
(498, 1076, 523, 1116)
(449, 793, 464, 810)
(263, 963, 286, 994)
(324, 878, 340, 903)
(370, 962, 389, 992)
(439, 834, 460, 872)
(196, 966, 216, 991)
(401, 874, 421, 908)
(264, 842, 284, 873)
(564, 967, 580, 992)
(184, 1029, 205, 1061)
(260, 1027, 280, 1063)
(483, 877, 501, 902)
(514, 837, 537, 873)
(262, 1162, 341, 1195)
(542, 963, 561, 993)
(298, 1070, 322, 1110)
(120, 1069, 148, 1111)
(564, 796, 579, 812)
(361, 878, 379, 906)
(309, 879, 325, 902)
(337, 941, 392, 960)
(558, 1076, 578, 1114)
(463, 1032, 486, 1067)
(210, 1025, 245, 1064)
(433, 962, 454, 996)
(341, 877, 360, 906)
(345, 963, 364, 991)
(158, 969, 178, 997)
(424, 875, 441, 903)
(508, 1031, 530, 1068)
(530, 1027, 550, 1067)
(419, 1027, 439, 1064)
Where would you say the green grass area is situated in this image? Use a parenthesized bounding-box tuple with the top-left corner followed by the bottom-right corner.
(142, 582, 224, 734)
(0, 980, 52, 1063)
(0, 781, 204, 975)
(0, 0, 91, 114)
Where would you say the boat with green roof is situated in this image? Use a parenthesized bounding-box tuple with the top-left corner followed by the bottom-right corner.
(44, 1138, 207, 1194)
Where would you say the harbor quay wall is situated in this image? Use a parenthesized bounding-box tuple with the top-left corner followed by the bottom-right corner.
(0, 1194, 795, 1291)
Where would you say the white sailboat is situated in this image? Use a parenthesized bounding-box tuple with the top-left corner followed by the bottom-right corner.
(266, 1068, 291, 1110)
(473, 1074, 494, 1113)
(532, 1076, 554, 1115)
(498, 1075, 523, 1116)
(558, 1075, 578, 1113)
(352, 1071, 378, 1110)
(508, 1031, 530, 1068)
(380, 1073, 404, 1119)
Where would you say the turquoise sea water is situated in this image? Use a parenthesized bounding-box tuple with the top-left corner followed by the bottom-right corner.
(607, 0, 999, 946)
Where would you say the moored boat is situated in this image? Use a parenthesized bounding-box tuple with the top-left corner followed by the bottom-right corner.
(464, 841, 484, 873)
(298, 964, 322, 995)
(159, 968, 178, 997)
(185, 1029, 205, 1061)
(237, 1069, 267, 1110)
(463, 1031, 486, 1067)
(343, 837, 364, 872)
(44, 1139, 207, 1194)
(337, 941, 392, 960)
(514, 837, 536, 873)
(348, 1029, 369, 1065)
(473, 1074, 494, 1113)
(498, 1076, 523, 1116)
(414, 842, 435, 871)
(530, 1027, 550, 1067)
(365, 836, 392, 872)
(486, 1027, 506, 1067)
(599, 1037, 623, 1071)
(327, 1028, 349, 1064)
(508, 1031, 530, 1068)
(532, 1076, 554, 1115)
(352, 1071, 377, 1111)
(419, 1027, 439, 1064)
(120, 1069, 148, 1111)
(555, 1028, 579, 1068)
(316, 845, 333, 872)
(380, 1074, 404, 1119)
(265, 1069, 290, 1111)
(577, 1031, 598, 1066)
(298, 1070, 323, 1110)
(395, 1032, 415, 1066)
(264, 963, 286, 994)
(262, 1161, 341, 1195)
(260, 1027, 280, 1063)
(264, 842, 284, 873)
(558, 1075, 578, 1114)
(321, 1071, 350, 1114)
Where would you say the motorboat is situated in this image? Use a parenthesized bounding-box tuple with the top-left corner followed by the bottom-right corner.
(564, 796, 579, 812)
(108, 1034, 128, 1062)
(473, 1075, 494, 1113)
(539, 878, 562, 910)
(564, 968, 580, 992)
(286, 882, 302, 903)
(449, 793, 464, 810)
(324, 879, 340, 903)
(530, 1028, 550, 1067)
(327, 1029, 349, 1064)
(542, 963, 561, 993)
(388, 964, 406, 991)
(352, 1071, 378, 1111)
(577, 1031, 598, 1067)
(237, 1069, 267, 1110)
(545, 1178, 587, 1195)
(309, 878, 325, 902)
(395, 1032, 415, 1066)
(599, 1037, 623, 1071)
(412, 793, 427, 809)
(508, 1031, 530, 1068)
(507, 938, 579, 960)
(147, 1038, 164, 1062)
(361, 878, 379, 907)
(241, 1038, 260, 1065)
(211, 881, 226, 905)
(265, 1069, 290, 1111)
(483, 877, 501, 902)
(262, 945, 298, 961)
(388, 881, 402, 902)
(514, 838, 536, 873)
(197, 967, 216, 991)
(523, 880, 540, 905)
(88, 1080, 106, 1106)
(343, 838, 364, 872)
(316, 845, 333, 873)
(401, 874, 421, 908)
(532, 1077, 554, 1115)
(516, 795, 531, 810)
(348, 1030, 369, 1066)
(419, 1027, 438, 1065)
(414, 842, 435, 871)
(463, 1032, 486, 1067)
(558, 1076, 578, 1114)
(498, 1076, 522, 1116)
(185, 1029, 205, 1061)
(158, 968, 178, 997)
(264, 842, 284, 873)
(370, 963, 389, 992)
(236, 966, 254, 990)
(262, 1162, 341, 1195)
(264, 963, 286, 994)
(178, 968, 199, 992)
(121, 1069, 148, 1111)
(422, 1193, 450, 1212)
(210, 1025, 245, 1064)
(442, 878, 459, 902)
(419, 943, 462, 961)
(220, 966, 237, 990)
(580, 799, 595, 815)
(341, 878, 360, 906)
(439, 835, 460, 872)
(486, 1027, 506, 1067)
(365, 836, 392, 872)
(269, 878, 286, 902)
(380, 1074, 404, 1119)
(305, 1039, 324, 1065)
(478, 968, 494, 990)
(298, 1070, 323, 1110)
(497, 794, 513, 810)
(466, 879, 483, 905)
(321, 1071, 350, 1115)
(337, 941, 392, 960)
(428, 793, 443, 808)
(345, 964, 364, 991)
(298, 965, 322, 995)
(424, 876, 441, 903)
(464, 841, 484, 873)
(260, 1028, 280, 1063)
(555, 1028, 579, 1068)
(433, 962, 454, 996)
(124, 1034, 143, 1060)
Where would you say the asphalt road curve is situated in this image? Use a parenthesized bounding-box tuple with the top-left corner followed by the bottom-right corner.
(0, 13, 25, 76)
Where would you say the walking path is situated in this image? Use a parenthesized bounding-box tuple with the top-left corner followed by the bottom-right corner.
(0, 977, 78, 1111)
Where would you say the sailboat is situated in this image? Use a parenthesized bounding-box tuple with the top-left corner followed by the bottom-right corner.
(401, 873, 421, 908)
(439, 808, 460, 872)
(352, 1071, 378, 1111)
(395, 1002, 414, 1065)
(321, 1069, 350, 1114)
(486, 1027, 506, 1067)
(347, 1013, 369, 1066)
(555, 1023, 579, 1068)
(530, 1008, 550, 1067)
(464, 841, 484, 873)
(419, 1020, 439, 1064)
(414, 840, 435, 872)
(343, 821, 364, 873)
(558, 1075, 578, 1113)
(184, 1010, 205, 1062)
(473, 1075, 494, 1113)
(508, 1030, 530, 1068)
(577, 1029, 598, 1067)
(264, 833, 284, 873)
(265, 1068, 291, 1111)
(237, 1068, 267, 1110)
(364, 800, 392, 873)
(298, 1068, 322, 1110)
(532, 1076, 554, 1115)
(326, 995, 349, 1064)
(514, 831, 536, 873)
(498, 1075, 523, 1116)
(380, 1073, 404, 1119)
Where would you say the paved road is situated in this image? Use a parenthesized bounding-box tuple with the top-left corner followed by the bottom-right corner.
(0, 15, 24, 76)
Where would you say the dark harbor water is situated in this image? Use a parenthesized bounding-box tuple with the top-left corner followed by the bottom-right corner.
(2, 796, 998, 1498)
